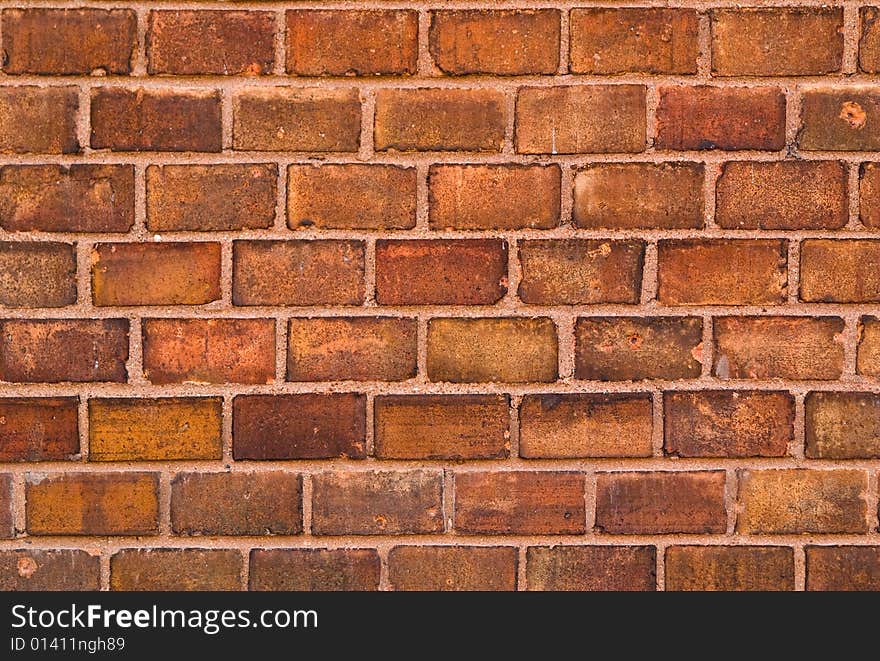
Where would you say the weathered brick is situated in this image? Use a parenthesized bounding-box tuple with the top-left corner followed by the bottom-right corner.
(249, 549, 380, 591)
(657, 239, 788, 305)
(142, 318, 274, 385)
(233, 240, 365, 306)
(233, 88, 360, 152)
(858, 316, 880, 377)
(595, 471, 727, 534)
(0, 319, 129, 383)
(519, 394, 653, 459)
(171, 472, 302, 536)
(664, 391, 794, 458)
(91, 88, 221, 152)
(288, 317, 417, 382)
(146, 164, 276, 232)
(288, 165, 416, 230)
(516, 85, 646, 154)
(573, 162, 704, 230)
(389, 546, 518, 591)
(111, 549, 242, 591)
(806, 546, 880, 591)
(430, 10, 560, 75)
(311, 471, 443, 535)
(92, 242, 221, 306)
(374, 395, 510, 460)
(806, 391, 880, 459)
(233, 394, 366, 460)
(711, 8, 843, 76)
(570, 8, 699, 75)
(26, 472, 159, 535)
(860, 162, 880, 227)
(666, 546, 795, 591)
(860, 7, 880, 72)
(427, 317, 558, 383)
(0, 398, 79, 461)
(2, 9, 136, 75)
(375, 88, 506, 152)
(0, 474, 11, 538)
(656, 86, 786, 151)
(0, 242, 76, 308)
(526, 546, 656, 591)
(147, 10, 274, 75)
(737, 469, 868, 534)
(713, 316, 845, 380)
(715, 161, 848, 230)
(428, 164, 560, 230)
(799, 89, 880, 151)
(801, 240, 880, 303)
(287, 10, 417, 76)
(575, 316, 703, 381)
(375, 239, 508, 305)
(0, 87, 79, 154)
(0, 550, 100, 591)
(89, 398, 222, 462)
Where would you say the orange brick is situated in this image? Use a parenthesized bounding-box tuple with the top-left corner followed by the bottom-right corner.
(0, 398, 79, 462)
(805, 391, 880, 459)
(666, 546, 795, 591)
(801, 240, 880, 303)
(799, 89, 880, 151)
(389, 546, 518, 591)
(857, 316, 880, 377)
(0, 550, 99, 591)
(0, 242, 76, 308)
(806, 546, 880, 590)
(250, 549, 380, 591)
(111, 549, 242, 591)
(0, 87, 79, 154)
(526, 546, 656, 591)
(861, 162, 880, 227)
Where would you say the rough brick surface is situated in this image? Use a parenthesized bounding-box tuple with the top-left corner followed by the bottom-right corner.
(526, 546, 656, 591)
(806, 546, 880, 591)
(249, 549, 380, 591)
(0, 242, 76, 308)
(805, 391, 880, 459)
(389, 546, 517, 591)
(110, 549, 242, 591)
(0, 550, 100, 591)
(666, 546, 795, 591)
(0, 398, 79, 461)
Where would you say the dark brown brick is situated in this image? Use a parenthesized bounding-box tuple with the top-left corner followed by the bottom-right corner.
(389, 546, 518, 591)
(806, 391, 880, 459)
(800, 89, 880, 151)
(111, 549, 242, 591)
(0, 242, 76, 308)
(666, 546, 795, 591)
(0, 398, 79, 461)
(806, 546, 880, 590)
(0, 474, 11, 538)
(0, 87, 79, 154)
(860, 7, 880, 73)
(526, 546, 656, 591)
(250, 549, 380, 591)
(0, 550, 100, 591)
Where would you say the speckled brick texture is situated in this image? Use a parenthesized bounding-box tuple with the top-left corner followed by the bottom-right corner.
(0, 1, 879, 593)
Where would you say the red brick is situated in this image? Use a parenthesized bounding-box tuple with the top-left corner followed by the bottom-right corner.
(516, 85, 646, 154)
(91, 88, 221, 152)
(0, 87, 79, 154)
(147, 10, 274, 75)
(146, 164, 276, 232)
(428, 164, 560, 230)
(0, 242, 76, 308)
(375, 88, 506, 152)
(715, 161, 848, 230)
(311, 471, 443, 535)
(806, 546, 880, 590)
(142, 318, 274, 385)
(171, 472, 302, 536)
(430, 10, 560, 75)
(249, 549, 380, 591)
(286, 10, 417, 76)
(519, 394, 653, 459)
(88, 398, 222, 462)
(861, 162, 880, 227)
(573, 162, 704, 230)
(427, 317, 558, 383)
(713, 316, 845, 380)
(0, 319, 129, 383)
(233, 88, 361, 152)
(2, 9, 136, 75)
(0, 550, 100, 591)
(656, 86, 786, 151)
(526, 546, 656, 591)
(657, 239, 788, 305)
(595, 471, 727, 534)
(519, 239, 644, 305)
(575, 316, 703, 381)
(92, 242, 221, 306)
(375, 239, 508, 305)
(800, 89, 880, 151)
(26, 472, 159, 535)
(233, 394, 366, 460)
(666, 546, 795, 591)
(801, 240, 880, 303)
(0, 165, 134, 233)
(0, 474, 11, 538)
(111, 549, 242, 591)
(664, 391, 794, 458)
(711, 8, 843, 76)
(287, 317, 417, 382)
(0, 398, 79, 461)
(860, 7, 880, 72)
(858, 316, 880, 377)
(374, 395, 510, 460)
(570, 8, 699, 75)
(233, 240, 364, 306)
(737, 469, 868, 534)
(389, 546, 518, 591)
(288, 164, 416, 230)
(806, 391, 880, 459)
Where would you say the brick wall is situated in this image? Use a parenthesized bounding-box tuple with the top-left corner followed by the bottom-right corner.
(0, 2, 879, 592)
